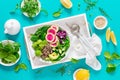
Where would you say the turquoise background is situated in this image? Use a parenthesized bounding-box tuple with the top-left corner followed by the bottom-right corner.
(0, 0, 120, 80)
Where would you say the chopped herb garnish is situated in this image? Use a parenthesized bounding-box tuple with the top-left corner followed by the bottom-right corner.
(99, 7, 112, 20)
(14, 63, 27, 72)
(53, 9, 63, 17)
(70, 58, 79, 64)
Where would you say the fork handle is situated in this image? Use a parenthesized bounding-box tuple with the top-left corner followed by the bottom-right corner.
(78, 35, 97, 57)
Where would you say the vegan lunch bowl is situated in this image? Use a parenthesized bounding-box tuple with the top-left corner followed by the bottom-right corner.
(30, 25, 70, 63)
(21, 0, 41, 18)
(0, 40, 21, 66)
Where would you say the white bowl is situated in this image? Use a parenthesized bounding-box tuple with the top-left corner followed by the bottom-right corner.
(21, 0, 41, 17)
(93, 16, 108, 30)
(0, 40, 21, 66)
(73, 68, 89, 80)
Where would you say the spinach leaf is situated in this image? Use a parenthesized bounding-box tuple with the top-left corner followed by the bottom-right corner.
(104, 51, 112, 61)
(112, 52, 120, 60)
(14, 63, 27, 72)
(106, 63, 116, 73)
(71, 58, 79, 64)
(53, 9, 63, 17)
(4, 54, 17, 63)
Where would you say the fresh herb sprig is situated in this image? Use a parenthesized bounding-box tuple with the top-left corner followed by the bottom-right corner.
(14, 63, 27, 72)
(70, 58, 79, 64)
(10, 4, 20, 14)
(53, 9, 63, 17)
(84, 0, 98, 11)
(99, 7, 112, 20)
(56, 66, 67, 76)
(104, 51, 120, 73)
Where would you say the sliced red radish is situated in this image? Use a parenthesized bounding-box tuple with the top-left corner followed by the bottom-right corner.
(50, 42, 58, 47)
(46, 33, 55, 42)
(51, 25, 59, 32)
(51, 36, 58, 44)
(47, 28, 56, 35)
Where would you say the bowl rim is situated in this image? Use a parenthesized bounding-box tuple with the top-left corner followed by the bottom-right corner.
(21, 0, 41, 17)
(0, 40, 21, 66)
(93, 16, 108, 30)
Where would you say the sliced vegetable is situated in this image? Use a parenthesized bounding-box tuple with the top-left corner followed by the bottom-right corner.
(49, 52, 59, 60)
(47, 28, 56, 35)
(46, 33, 55, 42)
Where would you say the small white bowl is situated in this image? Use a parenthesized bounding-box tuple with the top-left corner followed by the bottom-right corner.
(94, 16, 108, 30)
(0, 40, 21, 66)
(73, 68, 90, 80)
(21, 0, 41, 17)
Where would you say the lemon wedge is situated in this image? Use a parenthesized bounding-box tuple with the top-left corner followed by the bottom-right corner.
(60, 0, 73, 9)
(110, 31, 117, 46)
(106, 27, 111, 42)
(75, 69, 90, 80)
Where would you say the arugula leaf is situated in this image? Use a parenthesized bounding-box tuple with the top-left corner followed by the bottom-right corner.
(104, 51, 112, 61)
(71, 58, 79, 64)
(14, 63, 27, 72)
(53, 9, 63, 17)
(106, 63, 116, 73)
(56, 66, 66, 76)
(112, 52, 120, 60)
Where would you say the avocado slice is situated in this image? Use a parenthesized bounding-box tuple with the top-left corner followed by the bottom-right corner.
(49, 52, 59, 60)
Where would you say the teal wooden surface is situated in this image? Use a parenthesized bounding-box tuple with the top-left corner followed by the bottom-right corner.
(0, 0, 120, 80)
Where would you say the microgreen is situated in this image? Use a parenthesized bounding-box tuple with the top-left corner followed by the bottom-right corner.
(14, 63, 27, 72)
(40, 8, 48, 16)
(21, 0, 40, 18)
(112, 52, 120, 60)
(70, 58, 79, 64)
(53, 9, 63, 17)
(99, 7, 112, 20)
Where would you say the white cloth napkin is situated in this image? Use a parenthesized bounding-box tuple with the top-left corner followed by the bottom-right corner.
(69, 33, 102, 70)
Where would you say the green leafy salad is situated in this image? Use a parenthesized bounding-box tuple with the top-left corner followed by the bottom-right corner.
(30, 25, 70, 62)
(0, 41, 20, 64)
(21, 0, 40, 18)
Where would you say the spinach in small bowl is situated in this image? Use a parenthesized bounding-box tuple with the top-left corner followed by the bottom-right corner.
(21, 0, 41, 18)
(0, 40, 21, 66)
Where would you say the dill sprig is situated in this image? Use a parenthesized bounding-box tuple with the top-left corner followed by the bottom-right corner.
(99, 7, 112, 20)
(84, 0, 98, 11)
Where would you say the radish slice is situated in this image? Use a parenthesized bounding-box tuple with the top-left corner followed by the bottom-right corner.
(51, 25, 59, 32)
(46, 33, 55, 42)
(47, 28, 56, 35)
